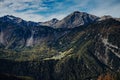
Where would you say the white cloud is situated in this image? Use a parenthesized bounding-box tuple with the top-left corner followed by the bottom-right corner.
(89, 0, 120, 18)
(0, 0, 120, 22)
(0, 0, 68, 22)
(0, 0, 49, 22)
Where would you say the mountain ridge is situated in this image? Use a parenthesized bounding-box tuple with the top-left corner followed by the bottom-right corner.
(1, 11, 120, 29)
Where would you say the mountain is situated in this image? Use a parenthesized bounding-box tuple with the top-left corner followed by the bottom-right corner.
(99, 15, 120, 22)
(40, 18, 59, 26)
(0, 12, 120, 80)
(53, 11, 99, 28)
(115, 18, 120, 22)
(0, 15, 38, 27)
(99, 15, 113, 21)
(0, 15, 23, 23)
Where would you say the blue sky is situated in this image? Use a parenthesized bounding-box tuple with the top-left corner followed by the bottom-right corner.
(0, 0, 120, 22)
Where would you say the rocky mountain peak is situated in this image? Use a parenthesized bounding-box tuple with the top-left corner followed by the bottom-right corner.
(99, 15, 113, 21)
(4, 15, 15, 20)
(72, 11, 86, 15)
(116, 18, 120, 22)
(51, 18, 59, 22)
(49, 18, 59, 24)
(40, 18, 59, 26)
(1, 15, 23, 23)
(54, 11, 99, 28)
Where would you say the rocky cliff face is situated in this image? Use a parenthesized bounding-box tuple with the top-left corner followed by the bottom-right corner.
(0, 12, 120, 80)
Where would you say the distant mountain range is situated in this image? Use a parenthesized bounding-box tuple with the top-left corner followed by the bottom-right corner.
(0, 11, 120, 80)
(1, 11, 119, 29)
